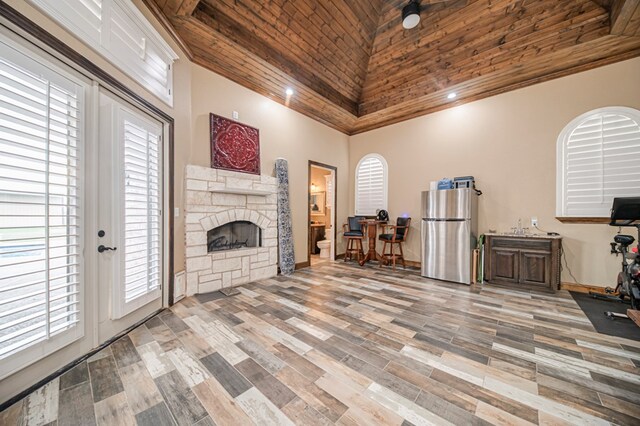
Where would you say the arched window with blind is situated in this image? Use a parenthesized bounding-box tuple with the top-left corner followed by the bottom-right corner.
(355, 153, 388, 216)
(556, 107, 640, 218)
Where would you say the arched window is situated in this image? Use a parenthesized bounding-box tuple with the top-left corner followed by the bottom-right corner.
(355, 154, 388, 216)
(557, 107, 640, 217)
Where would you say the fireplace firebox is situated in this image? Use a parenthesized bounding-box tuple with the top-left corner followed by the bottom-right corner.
(207, 220, 262, 253)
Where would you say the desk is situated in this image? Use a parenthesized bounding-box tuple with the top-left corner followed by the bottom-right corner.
(358, 220, 386, 266)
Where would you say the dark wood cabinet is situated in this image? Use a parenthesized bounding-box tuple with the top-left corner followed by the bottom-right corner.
(485, 235, 561, 291)
(309, 225, 325, 255)
(491, 248, 519, 283)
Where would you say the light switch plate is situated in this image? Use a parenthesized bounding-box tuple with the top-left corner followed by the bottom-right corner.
(174, 207, 180, 218)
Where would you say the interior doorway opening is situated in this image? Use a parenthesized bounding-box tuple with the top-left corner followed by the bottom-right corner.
(308, 161, 337, 266)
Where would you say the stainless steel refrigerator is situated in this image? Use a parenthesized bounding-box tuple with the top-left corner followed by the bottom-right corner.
(421, 188, 478, 284)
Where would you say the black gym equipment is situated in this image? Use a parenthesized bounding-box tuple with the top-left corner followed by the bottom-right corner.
(589, 197, 640, 320)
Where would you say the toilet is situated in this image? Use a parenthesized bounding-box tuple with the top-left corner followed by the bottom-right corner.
(316, 239, 331, 258)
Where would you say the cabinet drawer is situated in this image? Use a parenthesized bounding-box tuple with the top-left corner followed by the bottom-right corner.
(490, 237, 551, 252)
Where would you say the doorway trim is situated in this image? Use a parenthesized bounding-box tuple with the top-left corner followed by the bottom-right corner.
(308, 160, 338, 262)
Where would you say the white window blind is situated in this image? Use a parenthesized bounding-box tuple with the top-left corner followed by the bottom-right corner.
(29, 0, 178, 106)
(0, 44, 84, 362)
(115, 111, 161, 317)
(355, 154, 388, 216)
(557, 107, 640, 217)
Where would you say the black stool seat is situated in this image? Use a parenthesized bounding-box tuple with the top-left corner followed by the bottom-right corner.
(344, 231, 364, 237)
(614, 234, 635, 246)
(379, 233, 404, 241)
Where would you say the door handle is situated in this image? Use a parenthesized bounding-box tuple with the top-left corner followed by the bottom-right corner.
(98, 245, 117, 253)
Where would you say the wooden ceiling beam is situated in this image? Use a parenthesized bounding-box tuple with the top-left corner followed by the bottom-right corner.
(610, 0, 640, 35)
(177, 0, 201, 16)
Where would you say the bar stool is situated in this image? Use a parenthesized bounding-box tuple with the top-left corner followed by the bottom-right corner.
(343, 216, 366, 263)
(379, 217, 411, 270)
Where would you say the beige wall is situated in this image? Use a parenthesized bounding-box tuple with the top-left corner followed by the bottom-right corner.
(188, 64, 350, 265)
(349, 57, 640, 287)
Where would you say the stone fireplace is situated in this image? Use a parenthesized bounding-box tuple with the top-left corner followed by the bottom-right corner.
(184, 165, 278, 295)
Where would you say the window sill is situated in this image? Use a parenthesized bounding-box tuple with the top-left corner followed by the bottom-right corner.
(555, 217, 609, 224)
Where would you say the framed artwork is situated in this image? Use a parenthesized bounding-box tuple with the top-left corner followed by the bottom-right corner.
(210, 113, 260, 175)
(310, 191, 325, 216)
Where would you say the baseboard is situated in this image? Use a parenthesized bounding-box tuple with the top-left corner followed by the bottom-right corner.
(404, 260, 421, 268)
(295, 260, 310, 270)
(561, 282, 608, 294)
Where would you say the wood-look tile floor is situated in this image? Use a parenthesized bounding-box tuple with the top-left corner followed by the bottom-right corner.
(2, 262, 640, 425)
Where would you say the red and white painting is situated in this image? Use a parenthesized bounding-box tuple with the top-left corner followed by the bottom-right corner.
(210, 113, 260, 175)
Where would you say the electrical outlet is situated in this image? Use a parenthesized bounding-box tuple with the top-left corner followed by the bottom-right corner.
(531, 217, 538, 227)
(232, 111, 239, 120)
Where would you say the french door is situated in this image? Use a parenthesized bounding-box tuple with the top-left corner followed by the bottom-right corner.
(0, 34, 87, 379)
(0, 31, 165, 388)
(97, 91, 163, 341)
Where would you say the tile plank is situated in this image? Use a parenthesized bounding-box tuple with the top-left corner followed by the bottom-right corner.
(94, 392, 135, 426)
(154, 370, 208, 426)
(199, 352, 252, 398)
(235, 358, 296, 408)
(59, 361, 89, 391)
(88, 355, 124, 403)
(134, 402, 177, 426)
(57, 382, 96, 426)
(235, 387, 295, 426)
(118, 361, 164, 414)
(192, 377, 253, 426)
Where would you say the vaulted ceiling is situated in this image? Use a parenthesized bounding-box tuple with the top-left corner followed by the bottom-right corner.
(145, 0, 640, 134)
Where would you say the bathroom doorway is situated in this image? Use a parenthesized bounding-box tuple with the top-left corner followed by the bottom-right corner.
(308, 161, 337, 266)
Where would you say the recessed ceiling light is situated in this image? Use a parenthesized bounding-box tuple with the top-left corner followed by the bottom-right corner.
(447, 92, 457, 99)
(285, 88, 294, 96)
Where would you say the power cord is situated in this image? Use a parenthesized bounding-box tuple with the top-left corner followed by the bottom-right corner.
(560, 244, 579, 283)
(534, 223, 578, 283)
(533, 223, 545, 233)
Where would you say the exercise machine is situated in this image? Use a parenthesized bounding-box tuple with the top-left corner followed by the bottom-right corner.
(589, 197, 640, 320)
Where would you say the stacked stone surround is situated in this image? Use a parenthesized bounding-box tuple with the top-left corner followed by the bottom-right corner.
(184, 165, 278, 295)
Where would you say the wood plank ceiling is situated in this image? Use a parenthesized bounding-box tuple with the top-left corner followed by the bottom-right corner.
(144, 0, 640, 134)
